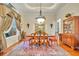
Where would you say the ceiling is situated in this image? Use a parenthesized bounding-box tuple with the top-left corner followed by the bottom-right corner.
(11, 3, 66, 15)
(26, 3, 55, 8)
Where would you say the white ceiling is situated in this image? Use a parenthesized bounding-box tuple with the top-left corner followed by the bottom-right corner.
(25, 3, 55, 9)
(12, 3, 66, 15)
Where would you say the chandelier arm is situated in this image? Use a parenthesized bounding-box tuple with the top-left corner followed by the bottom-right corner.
(40, 3, 42, 16)
(36, 3, 46, 24)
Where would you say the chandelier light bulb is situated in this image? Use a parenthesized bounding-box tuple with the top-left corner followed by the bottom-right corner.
(37, 17, 45, 24)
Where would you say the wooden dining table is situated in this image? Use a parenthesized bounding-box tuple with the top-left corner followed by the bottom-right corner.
(23, 35, 57, 48)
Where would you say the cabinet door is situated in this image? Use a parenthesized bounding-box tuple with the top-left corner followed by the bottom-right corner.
(75, 17, 79, 34)
(63, 18, 73, 33)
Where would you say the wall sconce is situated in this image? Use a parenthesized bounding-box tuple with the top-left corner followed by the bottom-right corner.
(27, 24, 29, 28)
(50, 24, 53, 28)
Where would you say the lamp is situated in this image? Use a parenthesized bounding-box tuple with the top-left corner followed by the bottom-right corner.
(36, 3, 46, 24)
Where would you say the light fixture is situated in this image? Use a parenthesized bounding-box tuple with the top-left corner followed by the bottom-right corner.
(27, 23, 29, 28)
(36, 3, 46, 24)
(50, 24, 53, 28)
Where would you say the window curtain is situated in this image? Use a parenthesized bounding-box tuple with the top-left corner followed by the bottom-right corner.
(0, 11, 21, 49)
(1, 12, 21, 35)
(0, 15, 12, 49)
(1, 15, 12, 32)
(16, 15, 21, 31)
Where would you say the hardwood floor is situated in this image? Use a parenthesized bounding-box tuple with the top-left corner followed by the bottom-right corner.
(59, 40, 79, 56)
(0, 40, 23, 56)
(0, 39, 79, 56)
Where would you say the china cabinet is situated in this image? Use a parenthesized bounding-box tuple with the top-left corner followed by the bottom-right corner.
(62, 16, 79, 49)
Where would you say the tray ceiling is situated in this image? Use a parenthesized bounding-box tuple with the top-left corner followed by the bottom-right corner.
(26, 3, 54, 8)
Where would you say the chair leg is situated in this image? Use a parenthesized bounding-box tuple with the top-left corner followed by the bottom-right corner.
(46, 44, 48, 48)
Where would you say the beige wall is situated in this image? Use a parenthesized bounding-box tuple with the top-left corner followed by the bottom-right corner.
(56, 3, 79, 33)
(5, 35, 19, 48)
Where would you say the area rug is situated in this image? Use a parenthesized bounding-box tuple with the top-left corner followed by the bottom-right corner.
(5, 41, 69, 56)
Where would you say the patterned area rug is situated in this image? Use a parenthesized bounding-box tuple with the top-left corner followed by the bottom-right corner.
(5, 42, 69, 56)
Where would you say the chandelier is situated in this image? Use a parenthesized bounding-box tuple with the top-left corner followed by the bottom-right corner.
(36, 4, 46, 24)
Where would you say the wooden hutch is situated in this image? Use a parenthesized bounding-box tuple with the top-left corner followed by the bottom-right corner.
(61, 15, 79, 49)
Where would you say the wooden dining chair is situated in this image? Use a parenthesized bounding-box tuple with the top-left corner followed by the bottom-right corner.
(44, 38, 50, 48)
(49, 36, 57, 47)
(29, 37, 39, 48)
(39, 39, 44, 47)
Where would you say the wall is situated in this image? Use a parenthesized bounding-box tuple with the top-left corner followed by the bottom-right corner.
(56, 3, 79, 33)
(5, 35, 18, 48)
(5, 29, 20, 48)
(21, 13, 56, 35)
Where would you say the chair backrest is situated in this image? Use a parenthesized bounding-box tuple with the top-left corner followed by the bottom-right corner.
(31, 33, 34, 36)
(50, 36, 57, 41)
